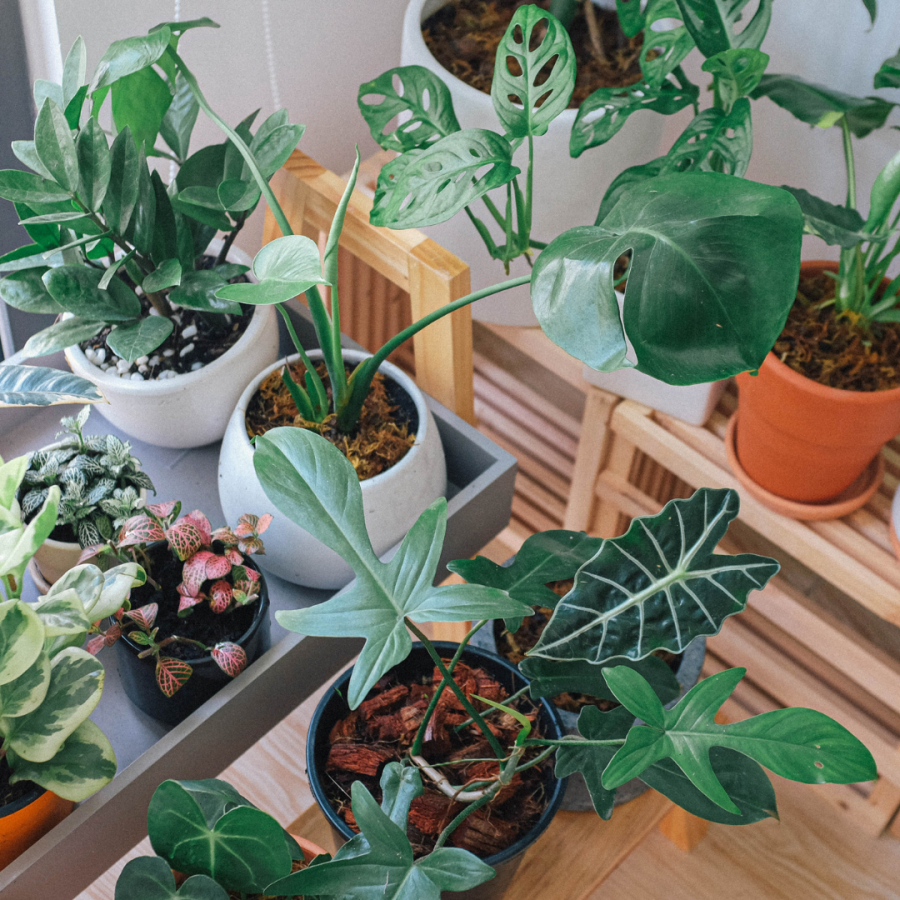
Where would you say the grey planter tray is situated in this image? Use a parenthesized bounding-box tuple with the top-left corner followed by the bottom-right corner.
(0, 306, 516, 899)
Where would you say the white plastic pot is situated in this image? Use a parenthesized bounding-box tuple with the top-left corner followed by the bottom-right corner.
(63, 244, 280, 450)
(218, 349, 448, 590)
(400, 0, 667, 325)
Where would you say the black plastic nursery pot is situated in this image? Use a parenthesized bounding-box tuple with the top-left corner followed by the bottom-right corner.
(307, 641, 567, 900)
(115, 544, 272, 726)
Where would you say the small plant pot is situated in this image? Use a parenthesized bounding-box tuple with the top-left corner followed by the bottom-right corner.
(31, 537, 85, 587)
(114, 547, 272, 726)
(307, 642, 566, 900)
(0, 784, 73, 871)
(218, 349, 447, 589)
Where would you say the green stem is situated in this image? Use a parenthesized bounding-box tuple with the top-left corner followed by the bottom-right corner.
(276, 304, 329, 416)
(453, 684, 530, 734)
(481, 195, 508, 232)
(514, 744, 555, 773)
(433, 780, 504, 850)
(522, 737, 624, 748)
(841, 116, 857, 210)
(405, 619, 506, 760)
(525, 135, 534, 239)
(529, 238, 548, 250)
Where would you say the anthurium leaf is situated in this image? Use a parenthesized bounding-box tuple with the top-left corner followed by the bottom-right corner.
(143, 258, 183, 293)
(616, 0, 646, 37)
(701, 48, 769, 109)
(0, 269, 64, 313)
(90, 27, 172, 93)
(170, 270, 240, 314)
(0, 365, 103, 407)
(107, 317, 174, 362)
(256, 428, 532, 708)
(370, 129, 519, 229)
(16, 317, 106, 359)
(217, 234, 327, 306)
(601, 666, 878, 813)
(491, 5, 575, 137)
(779, 186, 869, 248)
(529, 489, 778, 664)
(673, 0, 772, 58)
(3, 647, 104, 763)
(380, 761, 424, 828)
(8, 717, 116, 802)
(43, 266, 140, 321)
(148, 779, 292, 893)
(35, 99, 80, 193)
(639, 0, 696, 89)
(520, 653, 681, 704)
(160, 73, 199, 161)
(663, 98, 753, 177)
(0, 600, 45, 686)
(115, 857, 229, 900)
(751, 74, 895, 137)
(267, 781, 495, 899)
(0, 169, 78, 204)
(532, 172, 803, 384)
(104, 127, 140, 234)
(75, 118, 112, 211)
(0, 651, 50, 718)
(874, 47, 900, 89)
(450, 530, 602, 608)
(570, 76, 698, 156)
(359, 65, 461, 152)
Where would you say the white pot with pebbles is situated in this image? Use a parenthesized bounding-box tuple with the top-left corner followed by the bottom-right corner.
(65, 243, 279, 449)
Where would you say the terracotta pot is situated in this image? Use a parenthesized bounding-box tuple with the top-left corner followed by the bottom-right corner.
(734, 261, 900, 502)
(0, 785, 73, 870)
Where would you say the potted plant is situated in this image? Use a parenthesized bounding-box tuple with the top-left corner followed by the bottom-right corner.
(0, 453, 144, 868)
(249, 425, 876, 898)
(0, 19, 297, 447)
(114, 778, 329, 898)
(18, 405, 153, 588)
(727, 52, 900, 512)
(86, 501, 272, 725)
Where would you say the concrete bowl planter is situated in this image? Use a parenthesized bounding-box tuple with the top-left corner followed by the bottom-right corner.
(218, 348, 447, 590)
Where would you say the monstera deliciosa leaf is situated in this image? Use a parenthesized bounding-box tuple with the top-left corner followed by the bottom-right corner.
(528, 489, 779, 664)
(531, 172, 803, 384)
(254, 428, 532, 708)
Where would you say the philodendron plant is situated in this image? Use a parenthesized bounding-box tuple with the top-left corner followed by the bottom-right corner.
(0, 453, 144, 802)
(249, 426, 877, 895)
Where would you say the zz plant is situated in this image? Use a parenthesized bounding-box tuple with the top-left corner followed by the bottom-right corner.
(249, 426, 877, 895)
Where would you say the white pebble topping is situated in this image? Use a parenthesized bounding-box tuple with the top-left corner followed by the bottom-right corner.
(130, 372, 144, 381)
(190, 361, 203, 371)
(149, 355, 160, 366)
(179, 342, 195, 358)
(136, 356, 149, 366)
(181, 323, 198, 340)
(148, 307, 160, 316)
(163, 349, 175, 358)
(116, 359, 132, 374)
(138, 365, 149, 374)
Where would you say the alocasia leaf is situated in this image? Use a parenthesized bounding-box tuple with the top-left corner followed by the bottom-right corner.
(264, 780, 495, 900)
(490, 5, 575, 138)
(528, 489, 778, 664)
(255, 428, 532, 708)
(358, 65, 461, 152)
(673, 0, 772, 58)
(601, 666, 878, 812)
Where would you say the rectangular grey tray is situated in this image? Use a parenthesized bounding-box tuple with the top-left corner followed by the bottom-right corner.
(0, 307, 516, 899)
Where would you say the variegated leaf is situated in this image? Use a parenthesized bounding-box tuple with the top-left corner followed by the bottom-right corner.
(224, 548, 243, 565)
(0, 600, 45, 686)
(147, 500, 180, 521)
(181, 550, 215, 596)
(166, 519, 204, 561)
(208, 580, 232, 614)
(0, 649, 50, 717)
(129, 630, 153, 646)
(31, 588, 91, 636)
(211, 642, 247, 678)
(182, 509, 212, 545)
(178, 594, 204, 614)
(87, 561, 145, 621)
(205, 554, 231, 580)
(117, 513, 166, 547)
(125, 602, 157, 631)
(85, 634, 106, 655)
(156, 657, 193, 697)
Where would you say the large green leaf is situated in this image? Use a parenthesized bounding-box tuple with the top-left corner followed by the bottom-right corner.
(0, 269, 64, 314)
(663, 98, 753, 177)
(358, 65, 461, 152)
(673, 0, 772, 58)
(169, 271, 240, 314)
(90, 27, 172, 92)
(701, 48, 769, 111)
(570, 76, 698, 157)
(751, 74, 895, 138)
(3, 647, 104, 763)
(866, 146, 900, 234)
(256, 428, 532, 708)
(160, 73, 199, 161)
(35, 99, 80, 193)
(528, 489, 778, 663)
(0, 365, 103, 407)
(43, 266, 141, 321)
(16, 318, 106, 359)
(8, 717, 116, 802)
(874, 47, 900, 90)
(779, 186, 870, 248)
(0, 600, 45, 687)
(76, 117, 112, 211)
(112, 67, 173, 152)
(104, 127, 140, 233)
(115, 857, 229, 900)
(0, 651, 50, 718)
(490, 5, 575, 138)
(639, 0, 696, 89)
(601, 666, 878, 812)
(266, 780, 495, 900)
(370, 130, 519, 229)
(531, 172, 803, 384)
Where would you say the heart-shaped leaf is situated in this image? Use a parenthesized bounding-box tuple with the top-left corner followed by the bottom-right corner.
(107, 316, 174, 363)
(358, 65, 461, 152)
(379, 761, 424, 827)
(255, 427, 532, 708)
(115, 857, 229, 900)
(528, 489, 778, 664)
(211, 642, 245, 677)
(639, 0, 696, 89)
(673, 0, 771, 58)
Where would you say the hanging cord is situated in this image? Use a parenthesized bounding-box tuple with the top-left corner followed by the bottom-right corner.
(168, 0, 182, 182)
(260, 0, 282, 111)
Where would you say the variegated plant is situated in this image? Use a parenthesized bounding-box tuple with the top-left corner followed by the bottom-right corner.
(19, 405, 154, 548)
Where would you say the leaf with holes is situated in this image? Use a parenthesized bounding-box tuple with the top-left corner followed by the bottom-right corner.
(663, 99, 753, 177)
(601, 666, 877, 813)
(166, 520, 205, 561)
(358, 65, 461, 152)
(125, 603, 158, 632)
(156, 657, 193, 697)
(370, 129, 519, 229)
(673, 0, 772, 58)
(639, 0, 696, 89)
(118, 514, 166, 547)
(490, 5, 575, 138)
(208, 581, 233, 614)
(528, 489, 779, 664)
(211, 642, 247, 678)
(701, 48, 769, 110)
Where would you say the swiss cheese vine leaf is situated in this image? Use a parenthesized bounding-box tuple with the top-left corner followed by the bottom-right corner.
(639, 0, 696, 89)
(673, 0, 772, 58)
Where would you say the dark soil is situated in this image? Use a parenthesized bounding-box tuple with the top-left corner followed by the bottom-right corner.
(246, 362, 416, 480)
(224, 860, 308, 900)
(123, 544, 257, 660)
(774, 269, 900, 391)
(423, 0, 645, 107)
(325, 662, 552, 859)
(0, 757, 38, 810)
(49, 522, 78, 544)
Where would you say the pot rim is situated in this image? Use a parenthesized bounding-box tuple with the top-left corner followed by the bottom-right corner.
(118, 543, 270, 669)
(231, 347, 434, 491)
(307, 640, 567, 870)
(0, 782, 45, 820)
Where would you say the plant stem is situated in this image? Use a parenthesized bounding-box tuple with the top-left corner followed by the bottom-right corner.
(405, 619, 507, 760)
(514, 744, 555, 773)
(433, 780, 504, 850)
(583, 0, 606, 62)
(522, 737, 624, 748)
(841, 116, 857, 210)
(216, 212, 248, 266)
(453, 684, 530, 733)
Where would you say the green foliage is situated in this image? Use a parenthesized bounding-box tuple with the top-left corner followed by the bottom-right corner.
(779, 186, 870, 248)
(701, 48, 770, 111)
(673, 0, 772, 58)
(0, 366, 104, 408)
(638, 0, 696, 89)
(874, 47, 900, 90)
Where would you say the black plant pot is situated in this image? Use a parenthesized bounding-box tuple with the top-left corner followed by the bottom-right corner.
(115, 547, 271, 726)
(307, 641, 567, 900)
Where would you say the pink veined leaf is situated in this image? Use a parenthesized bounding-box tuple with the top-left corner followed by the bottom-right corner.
(181, 550, 216, 596)
(78, 543, 105, 564)
(156, 657, 193, 697)
(205, 554, 232, 579)
(125, 603, 158, 631)
(114, 608, 125, 621)
(117, 515, 166, 548)
(225, 548, 243, 566)
(147, 500, 181, 521)
(245, 567, 260, 583)
(234, 514, 259, 536)
(238, 536, 265, 556)
(129, 631, 154, 646)
(256, 513, 273, 534)
(183, 510, 212, 545)
(211, 526, 238, 546)
(104, 623, 122, 646)
(178, 594, 204, 614)
(86, 635, 105, 655)
(166, 520, 205, 561)
(208, 580, 233, 613)
(211, 642, 247, 678)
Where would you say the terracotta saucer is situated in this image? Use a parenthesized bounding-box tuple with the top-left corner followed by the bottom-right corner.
(725, 413, 884, 521)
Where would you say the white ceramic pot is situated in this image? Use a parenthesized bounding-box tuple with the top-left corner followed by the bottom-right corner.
(400, 0, 667, 325)
(63, 243, 280, 450)
(218, 349, 448, 589)
(32, 538, 84, 586)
